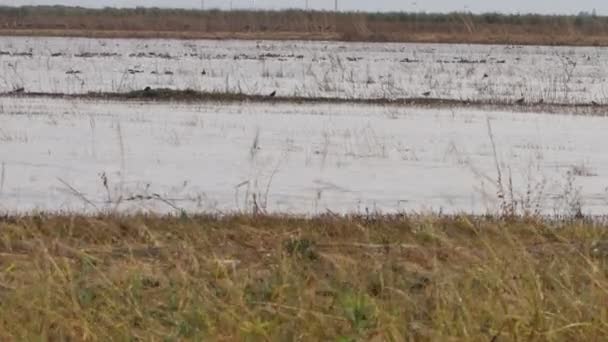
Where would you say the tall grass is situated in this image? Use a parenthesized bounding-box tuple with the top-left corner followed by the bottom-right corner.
(0, 213, 607, 340)
(2, 6, 608, 45)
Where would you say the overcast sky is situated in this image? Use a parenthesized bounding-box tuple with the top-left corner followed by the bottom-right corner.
(1, 0, 606, 15)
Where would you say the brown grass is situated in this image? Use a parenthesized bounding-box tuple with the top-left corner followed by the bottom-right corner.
(0, 213, 607, 340)
(2, 6, 608, 46)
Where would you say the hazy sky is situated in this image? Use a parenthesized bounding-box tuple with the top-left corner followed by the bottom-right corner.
(1, 0, 606, 15)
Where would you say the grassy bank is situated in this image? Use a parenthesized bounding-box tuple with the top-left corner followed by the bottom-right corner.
(0, 213, 606, 340)
(3, 89, 608, 116)
(1, 6, 608, 46)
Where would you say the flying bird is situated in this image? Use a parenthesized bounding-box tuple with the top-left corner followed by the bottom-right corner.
(269, 90, 277, 97)
(422, 91, 431, 97)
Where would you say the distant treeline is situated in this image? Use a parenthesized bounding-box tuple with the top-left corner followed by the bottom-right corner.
(0, 6, 607, 45)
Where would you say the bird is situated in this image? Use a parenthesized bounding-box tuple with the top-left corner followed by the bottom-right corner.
(515, 97, 525, 105)
(422, 91, 431, 97)
(201, 70, 207, 76)
(268, 90, 276, 97)
(483, 73, 489, 78)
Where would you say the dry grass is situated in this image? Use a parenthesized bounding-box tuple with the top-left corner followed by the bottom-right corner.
(2, 6, 608, 46)
(0, 213, 607, 340)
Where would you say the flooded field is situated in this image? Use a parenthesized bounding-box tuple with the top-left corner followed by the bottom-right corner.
(0, 37, 606, 104)
(0, 96, 606, 214)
